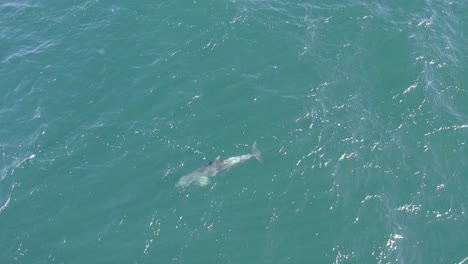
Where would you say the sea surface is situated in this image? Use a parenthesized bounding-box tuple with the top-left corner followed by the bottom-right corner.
(1, 0, 467, 263)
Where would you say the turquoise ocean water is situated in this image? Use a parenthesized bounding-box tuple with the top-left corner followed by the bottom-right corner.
(1, 0, 467, 263)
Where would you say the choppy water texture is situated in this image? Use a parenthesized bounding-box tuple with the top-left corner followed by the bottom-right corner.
(1, 0, 467, 263)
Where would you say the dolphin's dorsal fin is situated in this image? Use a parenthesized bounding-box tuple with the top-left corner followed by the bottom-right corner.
(252, 142, 263, 164)
(215, 156, 221, 161)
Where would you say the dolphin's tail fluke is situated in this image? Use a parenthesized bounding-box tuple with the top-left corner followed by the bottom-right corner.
(252, 142, 263, 164)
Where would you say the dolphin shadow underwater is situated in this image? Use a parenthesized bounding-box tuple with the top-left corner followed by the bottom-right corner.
(176, 143, 263, 188)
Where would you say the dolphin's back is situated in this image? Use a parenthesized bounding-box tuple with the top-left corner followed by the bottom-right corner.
(177, 143, 262, 188)
(176, 157, 225, 187)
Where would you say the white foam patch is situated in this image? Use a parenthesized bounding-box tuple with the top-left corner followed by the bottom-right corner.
(0, 196, 11, 214)
(196, 176, 210, 186)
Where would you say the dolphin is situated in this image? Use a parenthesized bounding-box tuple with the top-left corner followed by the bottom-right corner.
(176, 142, 262, 187)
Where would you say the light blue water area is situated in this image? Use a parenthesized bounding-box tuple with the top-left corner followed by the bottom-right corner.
(1, 0, 467, 263)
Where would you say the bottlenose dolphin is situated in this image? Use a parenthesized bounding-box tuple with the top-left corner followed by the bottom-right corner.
(176, 143, 262, 187)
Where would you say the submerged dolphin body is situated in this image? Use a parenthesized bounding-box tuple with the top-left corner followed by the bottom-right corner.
(176, 143, 262, 187)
